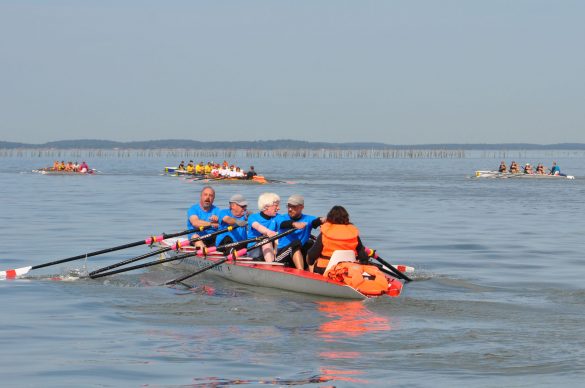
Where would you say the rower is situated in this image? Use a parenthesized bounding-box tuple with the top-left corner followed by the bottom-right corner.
(536, 163, 545, 174)
(186, 160, 195, 174)
(195, 161, 205, 175)
(523, 163, 533, 174)
(498, 161, 507, 173)
(246, 192, 281, 262)
(275, 194, 323, 270)
(186, 186, 220, 249)
(509, 161, 520, 174)
(216, 194, 249, 247)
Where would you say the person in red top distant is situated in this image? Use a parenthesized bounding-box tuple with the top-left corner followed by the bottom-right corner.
(79, 161, 89, 173)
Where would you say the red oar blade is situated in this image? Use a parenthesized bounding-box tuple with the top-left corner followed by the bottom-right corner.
(0, 266, 32, 280)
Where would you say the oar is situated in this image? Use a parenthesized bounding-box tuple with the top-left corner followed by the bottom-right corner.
(164, 228, 297, 286)
(0, 227, 203, 280)
(88, 222, 247, 277)
(89, 248, 210, 279)
(365, 247, 412, 282)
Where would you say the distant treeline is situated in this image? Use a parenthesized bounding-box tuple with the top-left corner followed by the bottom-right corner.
(1, 139, 585, 150)
(0, 148, 467, 159)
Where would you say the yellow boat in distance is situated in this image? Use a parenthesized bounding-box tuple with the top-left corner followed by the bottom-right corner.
(164, 166, 290, 184)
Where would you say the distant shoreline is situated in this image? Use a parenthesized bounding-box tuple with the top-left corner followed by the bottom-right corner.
(1, 139, 585, 150)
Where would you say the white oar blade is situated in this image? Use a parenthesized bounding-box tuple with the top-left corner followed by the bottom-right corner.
(0, 266, 32, 280)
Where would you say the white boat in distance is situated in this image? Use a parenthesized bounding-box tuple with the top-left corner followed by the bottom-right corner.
(474, 170, 575, 180)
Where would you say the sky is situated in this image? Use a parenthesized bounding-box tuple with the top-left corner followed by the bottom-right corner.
(1, 1, 584, 145)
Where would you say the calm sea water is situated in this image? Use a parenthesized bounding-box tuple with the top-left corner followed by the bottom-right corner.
(1, 153, 584, 387)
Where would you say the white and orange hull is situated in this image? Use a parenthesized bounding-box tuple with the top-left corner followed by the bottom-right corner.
(159, 241, 405, 300)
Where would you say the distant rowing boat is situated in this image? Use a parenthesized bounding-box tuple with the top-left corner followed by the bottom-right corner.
(164, 167, 287, 184)
(32, 168, 96, 175)
(474, 170, 575, 180)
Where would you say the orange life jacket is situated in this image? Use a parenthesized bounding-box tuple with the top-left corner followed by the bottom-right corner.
(327, 262, 390, 296)
(314, 223, 359, 274)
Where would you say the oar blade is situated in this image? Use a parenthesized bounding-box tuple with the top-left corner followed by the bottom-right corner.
(0, 266, 32, 280)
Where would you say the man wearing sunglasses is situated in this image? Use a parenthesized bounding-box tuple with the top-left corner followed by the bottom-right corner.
(276, 194, 324, 270)
(216, 194, 249, 247)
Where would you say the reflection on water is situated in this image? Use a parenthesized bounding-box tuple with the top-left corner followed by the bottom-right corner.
(317, 301, 391, 341)
(316, 301, 392, 384)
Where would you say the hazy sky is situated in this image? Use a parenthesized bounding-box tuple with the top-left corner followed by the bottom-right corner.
(1, 1, 584, 145)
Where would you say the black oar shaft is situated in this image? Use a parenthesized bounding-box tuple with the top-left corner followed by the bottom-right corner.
(165, 257, 229, 285)
(90, 251, 197, 279)
(31, 241, 145, 270)
(89, 225, 243, 278)
(374, 256, 412, 282)
(164, 228, 296, 286)
(88, 246, 171, 276)
(30, 228, 200, 270)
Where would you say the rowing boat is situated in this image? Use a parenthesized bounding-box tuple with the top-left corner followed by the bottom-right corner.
(157, 239, 406, 300)
(164, 167, 268, 183)
(474, 170, 575, 179)
(32, 168, 96, 175)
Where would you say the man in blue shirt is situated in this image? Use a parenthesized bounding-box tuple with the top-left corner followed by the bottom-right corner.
(276, 194, 323, 270)
(549, 161, 563, 176)
(187, 186, 221, 248)
(216, 194, 249, 247)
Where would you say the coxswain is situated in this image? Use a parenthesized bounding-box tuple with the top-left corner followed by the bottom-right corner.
(549, 161, 562, 176)
(307, 205, 369, 274)
(177, 161, 186, 171)
(246, 166, 257, 180)
(79, 161, 89, 173)
(52, 160, 59, 170)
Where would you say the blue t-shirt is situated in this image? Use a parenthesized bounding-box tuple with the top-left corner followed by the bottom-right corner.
(276, 213, 318, 248)
(551, 165, 561, 174)
(246, 212, 279, 248)
(216, 208, 248, 245)
(186, 204, 220, 238)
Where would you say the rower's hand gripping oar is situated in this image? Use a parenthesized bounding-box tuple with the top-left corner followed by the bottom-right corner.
(89, 221, 247, 278)
(365, 247, 412, 282)
(164, 228, 297, 286)
(0, 227, 203, 280)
